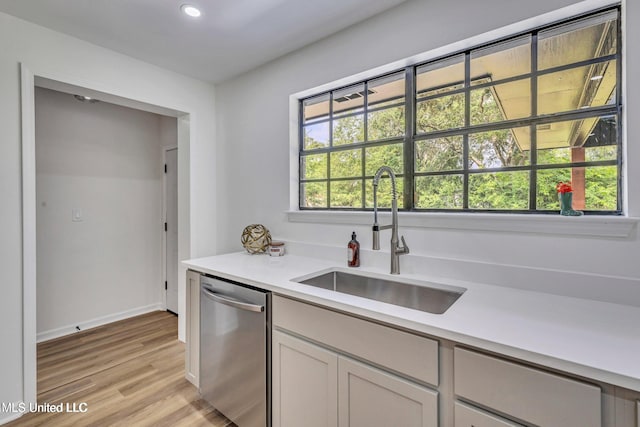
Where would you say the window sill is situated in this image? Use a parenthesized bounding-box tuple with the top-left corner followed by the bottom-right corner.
(286, 210, 638, 238)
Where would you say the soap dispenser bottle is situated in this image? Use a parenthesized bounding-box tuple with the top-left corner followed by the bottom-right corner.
(348, 231, 360, 267)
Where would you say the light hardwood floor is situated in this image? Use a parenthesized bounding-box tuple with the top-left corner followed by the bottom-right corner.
(7, 311, 233, 427)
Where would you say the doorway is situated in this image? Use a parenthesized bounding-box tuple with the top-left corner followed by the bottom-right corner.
(21, 66, 191, 405)
(34, 87, 176, 342)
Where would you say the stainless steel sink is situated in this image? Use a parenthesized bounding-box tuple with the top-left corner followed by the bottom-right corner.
(293, 269, 465, 314)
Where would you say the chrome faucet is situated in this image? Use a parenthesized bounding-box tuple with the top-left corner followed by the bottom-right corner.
(372, 166, 409, 274)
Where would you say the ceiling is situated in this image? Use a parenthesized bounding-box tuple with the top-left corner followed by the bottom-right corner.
(0, 0, 407, 83)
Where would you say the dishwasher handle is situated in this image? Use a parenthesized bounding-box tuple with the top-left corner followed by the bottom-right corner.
(202, 287, 265, 313)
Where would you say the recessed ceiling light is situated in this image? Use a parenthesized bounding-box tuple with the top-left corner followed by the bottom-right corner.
(181, 4, 201, 18)
(590, 75, 604, 81)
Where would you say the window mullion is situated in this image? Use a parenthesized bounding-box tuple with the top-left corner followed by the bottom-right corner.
(363, 82, 368, 209)
(530, 32, 539, 210)
(327, 91, 333, 208)
(405, 66, 415, 210)
(616, 8, 623, 213)
(463, 52, 471, 210)
(299, 99, 304, 208)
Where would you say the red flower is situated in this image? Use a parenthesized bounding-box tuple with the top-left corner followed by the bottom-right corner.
(556, 182, 573, 194)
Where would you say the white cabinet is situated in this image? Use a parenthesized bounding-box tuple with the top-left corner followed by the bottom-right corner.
(180, 278, 636, 427)
(608, 388, 640, 427)
(272, 330, 338, 427)
(273, 295, 439, 386)
(338, 356, 438, 427)
(272, 295, 439, 427)
(272, 325, 438, 427)
(185, 269, 200, 386)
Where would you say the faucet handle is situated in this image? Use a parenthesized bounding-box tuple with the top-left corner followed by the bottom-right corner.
(399, 236, 410, 254)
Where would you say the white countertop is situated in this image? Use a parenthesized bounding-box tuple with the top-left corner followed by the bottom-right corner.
(183, 251, 640, 392)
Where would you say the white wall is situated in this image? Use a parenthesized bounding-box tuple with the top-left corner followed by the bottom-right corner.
(215, 0, 640, 300)
(34, 87, 168, 339)
(0, 12, 216, 421)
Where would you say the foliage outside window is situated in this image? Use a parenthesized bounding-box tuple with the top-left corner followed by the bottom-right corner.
(299, 8, 621, 214)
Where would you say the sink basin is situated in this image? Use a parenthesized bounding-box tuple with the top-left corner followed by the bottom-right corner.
(292, 269, 465, 314)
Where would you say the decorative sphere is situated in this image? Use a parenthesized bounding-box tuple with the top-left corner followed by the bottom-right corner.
(241, 224, 272, 254)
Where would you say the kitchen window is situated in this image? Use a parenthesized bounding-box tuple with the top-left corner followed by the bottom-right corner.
(299, 7, 621, 214)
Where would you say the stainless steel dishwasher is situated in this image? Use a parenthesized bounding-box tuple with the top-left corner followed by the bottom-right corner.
(200, 274, 271, 427)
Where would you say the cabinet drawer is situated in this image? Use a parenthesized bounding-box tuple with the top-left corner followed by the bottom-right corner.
(454, 401, 522, 427)
(454, 347, 601, 427)
(273, 295, 439, 386)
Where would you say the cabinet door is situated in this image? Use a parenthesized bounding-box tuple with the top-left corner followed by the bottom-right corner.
(338, 356, 438, 427)
(185, 270, 200, 386)
(272, 331, 338, 427)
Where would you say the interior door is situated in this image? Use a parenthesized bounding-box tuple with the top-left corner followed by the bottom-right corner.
(165, 148, 178, 314)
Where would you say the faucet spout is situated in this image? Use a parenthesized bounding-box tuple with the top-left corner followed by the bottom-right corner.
(372, 166, 409, 274)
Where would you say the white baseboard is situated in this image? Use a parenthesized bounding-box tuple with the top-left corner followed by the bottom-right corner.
(0, 408, 24, 426)
(185, 371, 198, 387)
(36, 303, 165, 343)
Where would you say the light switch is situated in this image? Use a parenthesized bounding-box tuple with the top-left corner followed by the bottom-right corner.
(72, 208, 83, 222)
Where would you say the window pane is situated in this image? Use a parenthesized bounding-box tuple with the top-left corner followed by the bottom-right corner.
(333, 83, 365, 118)
(415, 175, 463, 209)
(301, 153, 327, 180)
(368, 106, 405, 141)
(303, 122, 329, 150)
(471, 36, 531, 82)
(365, 143, 403, 176)
(536, 115, 617, 149)
(416, 55, 465, 98)
(536, 166, 618, 211)
(537, 147, 571, 165)
(330, 180, 362, 208)
(330, 149, 362, 178)
(468, 127, 530, 168)
(416, 93, 465, 133)
(538, 61, 616, 115)
(365, 177, 404, 208)
(470, 79, 530, 125)
(536, 145, 617, 165)
(469, 171, 529, 209)
(538, 10, 618, 70)
(301, 182, 327, 208)
(415, 135, 463, 172)
(303, 94, 330, 123)
(585, 166, 617, 210)
(586, 145, 616, 161)
(333, 115, 364, 146)
(369, 72, 405, 109)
